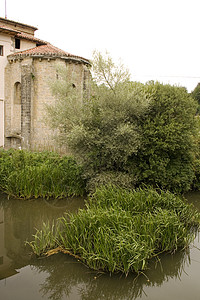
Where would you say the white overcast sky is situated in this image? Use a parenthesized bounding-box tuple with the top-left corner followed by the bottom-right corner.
(1, 0, 200, 92)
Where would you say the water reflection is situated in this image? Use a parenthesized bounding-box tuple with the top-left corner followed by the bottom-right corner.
(0, 193, 200, 300)
(30, 248, 191, 300)
(0, 194, 84, 280)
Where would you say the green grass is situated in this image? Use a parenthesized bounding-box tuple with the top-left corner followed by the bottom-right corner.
(0, 149, 85, 199)
(28, 186, 200, 275)
(27, 221, 59, 256)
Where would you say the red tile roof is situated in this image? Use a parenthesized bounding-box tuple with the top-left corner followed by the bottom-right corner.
(8, 43, 90, 64)
(15, 32, 47, 45)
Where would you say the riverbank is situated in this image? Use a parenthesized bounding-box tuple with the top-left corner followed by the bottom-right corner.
(0, 149, 85, 199)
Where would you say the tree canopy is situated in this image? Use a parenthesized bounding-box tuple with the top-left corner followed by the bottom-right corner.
(46, 51, 198, 193)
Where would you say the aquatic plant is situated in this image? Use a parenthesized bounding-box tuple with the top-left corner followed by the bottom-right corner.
(28, 186, 200, 275)
(0, 149, 85, 199)
(28, 222, 59, 256)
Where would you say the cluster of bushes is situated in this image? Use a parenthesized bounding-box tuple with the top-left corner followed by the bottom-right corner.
(0, 149, 85, 199)
(28, 186, 200, 274)
(191, 82, 200, 114)
(1, 81, 198, 199)
(135, 82, 197, 193)
(46, 52, 199, 194)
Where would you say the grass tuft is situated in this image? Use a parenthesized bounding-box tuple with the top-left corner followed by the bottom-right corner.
(0, 149, 85, 199)
(28, 185, 200, 275)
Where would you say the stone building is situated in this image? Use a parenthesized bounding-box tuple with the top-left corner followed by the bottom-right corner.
(0, 17, 90, 151)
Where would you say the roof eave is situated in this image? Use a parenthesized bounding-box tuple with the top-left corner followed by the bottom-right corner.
(0, 26, 20, 35)
(0, 17, 38, 31)
(15, 33, 47, 45)
(7, 53, 91, 65)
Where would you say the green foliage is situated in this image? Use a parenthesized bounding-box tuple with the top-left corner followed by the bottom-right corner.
(68, 82, 149, 176)
(27, 221, 59, 256)
(86, 171, 137, 193)
(47, 52, 150, 187)
(191, 82, 200, 113)
(191, 117, 200, 190)
(133, 81, 198, 193)
(89, 185, 199, 227)
(91, 50, 130, 91)
(47, 52, 198, 193)
(29, 186, 200, 274)
(0, 149, 85, 199)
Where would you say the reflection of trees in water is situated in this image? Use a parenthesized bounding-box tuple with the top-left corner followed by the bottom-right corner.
(80, 250, 189, 300)
(32, 255, 88, 300)
(31, 248, 191, 300)
(144, 249, 190, 287)
(0, 195, 84, 278)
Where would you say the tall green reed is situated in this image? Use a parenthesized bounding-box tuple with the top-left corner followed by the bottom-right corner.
(28, 186, 200, 275)
(0, 149, 85, 199)
(27, 221, 59, 256)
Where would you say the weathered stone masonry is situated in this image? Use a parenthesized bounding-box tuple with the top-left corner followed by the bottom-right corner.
(21, 63, 33, 149)
(1, 17, 91, 152)
(4, 54, 90, 152)
(0, 17, 90, 151)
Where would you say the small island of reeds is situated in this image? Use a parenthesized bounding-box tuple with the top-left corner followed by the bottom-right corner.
(28, 186, 200, 275)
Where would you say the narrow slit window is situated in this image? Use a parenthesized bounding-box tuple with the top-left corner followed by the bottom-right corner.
(0, 46, 3, 56)
(15, 38, 20, 49)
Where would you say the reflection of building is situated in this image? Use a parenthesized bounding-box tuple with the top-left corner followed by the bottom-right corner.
(0, 17, 90, 151)
(0, 206, 18, 279)
(0, 197, 83, 280)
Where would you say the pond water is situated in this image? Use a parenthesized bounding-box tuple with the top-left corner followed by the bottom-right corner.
(0, 192, 200, 300)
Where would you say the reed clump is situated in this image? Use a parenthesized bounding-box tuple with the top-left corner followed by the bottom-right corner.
(28, 186, 200, 275)
(0, 149, 85, 199)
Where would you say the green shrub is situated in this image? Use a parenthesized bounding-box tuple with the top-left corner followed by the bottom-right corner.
(192, 159, 200, 190)
(191, 117, 200, 190)
(47, 52, 198, 193)
(133, 82, 198, 193)
(86, 171, 137, 193)
(191, 82, 200, 114)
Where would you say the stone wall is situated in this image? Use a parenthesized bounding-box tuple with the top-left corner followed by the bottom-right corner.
(21, 61, 33, 149)
(0, 100, 4, 147)
(4, 56, 90, 152)
(0, 31, 37, 147)
(4, 58, 22, 149)
(0, 34, 13, 147)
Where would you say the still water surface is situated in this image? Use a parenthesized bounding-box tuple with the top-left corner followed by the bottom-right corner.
(0, 192, 200, 300)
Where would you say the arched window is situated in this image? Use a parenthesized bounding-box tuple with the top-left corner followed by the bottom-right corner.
(14, 82, 21, 105)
